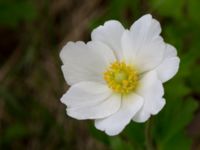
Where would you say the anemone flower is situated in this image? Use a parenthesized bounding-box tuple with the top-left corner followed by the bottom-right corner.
(60, 14, 180, 136)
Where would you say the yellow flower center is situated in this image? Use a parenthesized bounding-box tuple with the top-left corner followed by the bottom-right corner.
(104, 61, 139, 94)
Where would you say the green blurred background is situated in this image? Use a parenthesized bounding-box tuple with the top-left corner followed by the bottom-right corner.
(0, 0, 200, 149)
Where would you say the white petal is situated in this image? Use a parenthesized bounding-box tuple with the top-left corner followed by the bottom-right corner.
(133, 37, 165, 73)
(95, 93, 143, 136)
(130, 14, 161, 48)
(91, 20, 125, 60)
(155, 44, 180, 83)
(163, 44, 177, 58)
(60, 41, 116, 85)
(133, 71, 165, 122)
(122, 14, 165, 73)
(61, 81, 121, 120)
(67, 94, 121, 120)
(61, 81, 111, 107)
(121, 30, 136, 63)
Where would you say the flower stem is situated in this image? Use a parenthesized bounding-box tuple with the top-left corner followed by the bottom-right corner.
(145, 118, 154, 150)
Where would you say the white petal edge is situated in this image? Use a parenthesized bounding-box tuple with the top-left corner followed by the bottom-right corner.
(130, 14, 161, 47)
(155, 44, 180, 83)
(61, 81, 121, 120)
(95, 93, 143, 136)
(61, 81, 112, 108)
(91, 20, 125, 60)
(122, 14, 165, 73)
(60, 41, 116, 85)
(133, 71, 165, 123)
(67, 94, 121, 120)
(162, 44, 177, 58)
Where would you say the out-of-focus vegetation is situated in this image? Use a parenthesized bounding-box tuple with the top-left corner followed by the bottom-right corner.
(0, 0, 200, 150)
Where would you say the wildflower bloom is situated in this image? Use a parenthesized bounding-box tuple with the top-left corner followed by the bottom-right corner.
(60, 14, 180, 136)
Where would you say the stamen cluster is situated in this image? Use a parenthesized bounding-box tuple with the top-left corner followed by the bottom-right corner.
(104, 61, 138, 94)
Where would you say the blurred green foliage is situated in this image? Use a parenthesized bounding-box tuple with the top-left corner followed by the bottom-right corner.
(0, 0, 37, 28)
(0, 0, 200, 150)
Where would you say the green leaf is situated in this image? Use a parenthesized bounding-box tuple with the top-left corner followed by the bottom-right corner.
(158, 132, 192, 150)
(188, 67, 200, 92)
(123, 122, 145, 150)
(149, 0, 185, 20)
(153, 95, 198, 149)
(88, 122, 109, 145)
(188, 0, 200, 25)
(110, 137, 133, 150)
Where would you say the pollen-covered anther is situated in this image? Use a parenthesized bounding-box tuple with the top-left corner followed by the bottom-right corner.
(104, 61, 139, 94)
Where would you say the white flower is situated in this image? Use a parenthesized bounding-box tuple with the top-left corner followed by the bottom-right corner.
(60, 14, 180, 136)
